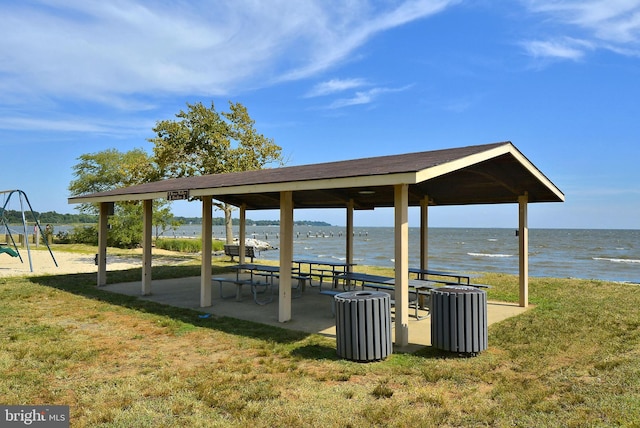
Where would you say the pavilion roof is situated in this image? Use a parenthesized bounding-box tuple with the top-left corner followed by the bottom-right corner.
(68, 141, 564, 209)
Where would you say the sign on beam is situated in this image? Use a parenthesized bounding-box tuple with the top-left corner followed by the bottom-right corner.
(167, 190, 190, 201)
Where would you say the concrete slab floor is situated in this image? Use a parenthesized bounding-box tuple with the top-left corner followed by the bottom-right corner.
(103, 273, 530, 354)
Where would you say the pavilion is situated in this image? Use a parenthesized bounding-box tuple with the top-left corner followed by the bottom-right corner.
(68, 141, 564, 347)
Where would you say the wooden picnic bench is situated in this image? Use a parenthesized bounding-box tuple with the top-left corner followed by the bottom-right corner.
(223, 244, 256, 262)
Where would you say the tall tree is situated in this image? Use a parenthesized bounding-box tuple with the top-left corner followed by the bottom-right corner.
(149, 101, 283, 243)
(68, 148, 180, 247)
(69, 148, 154, 214)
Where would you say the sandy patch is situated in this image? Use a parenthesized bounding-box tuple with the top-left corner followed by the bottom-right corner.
(0, 248, 195, 277)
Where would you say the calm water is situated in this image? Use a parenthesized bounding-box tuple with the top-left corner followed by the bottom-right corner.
(169, 225, 639, 284)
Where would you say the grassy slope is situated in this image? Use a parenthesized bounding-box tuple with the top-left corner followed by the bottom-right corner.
(1, 252, 639, 427)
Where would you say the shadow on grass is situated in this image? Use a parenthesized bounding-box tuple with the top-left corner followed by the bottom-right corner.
(28, 266, 310, 346)
(289, 343, 481, 363)
(412, 346, 483, 359)
(290, 344, 342, 361)
(291, 343, 469, 361)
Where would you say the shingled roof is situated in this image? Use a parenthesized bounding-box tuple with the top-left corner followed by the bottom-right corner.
(68, 141, 564, 210)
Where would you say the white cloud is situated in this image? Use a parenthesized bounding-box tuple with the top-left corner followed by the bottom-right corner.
(522, 38, 592, 60)
(327, 85, 412, 109)
(277, 0, 459, 81)
(527, 0, 640, 42)
(305, 78, 368, 98)
(0, 0, 456, 109)
(522, 0, 640, 59)
(0, 117, 106, 133)
(0, 115, 151, 137)
(443, 95, 481, 113)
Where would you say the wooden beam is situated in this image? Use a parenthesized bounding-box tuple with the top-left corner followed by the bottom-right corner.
(467, 168, 521, 195)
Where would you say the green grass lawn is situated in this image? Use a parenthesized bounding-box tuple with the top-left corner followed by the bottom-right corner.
(1, 252, 639, 427)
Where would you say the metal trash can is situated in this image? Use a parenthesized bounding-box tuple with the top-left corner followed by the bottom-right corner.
(335, 291, 392, 362)
(431, 285, 488, 355)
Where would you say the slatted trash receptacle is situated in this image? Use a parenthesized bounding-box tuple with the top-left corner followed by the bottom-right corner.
(335, 291, 392, 362)
(431, 285, 488, 356)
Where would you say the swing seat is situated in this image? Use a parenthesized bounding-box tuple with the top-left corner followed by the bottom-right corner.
(0, 246, 19, 257)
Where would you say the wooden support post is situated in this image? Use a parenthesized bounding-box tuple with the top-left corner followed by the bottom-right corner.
(394, 184, 409, 347)
(201, 196, 213, 307)
(239, 204, 246, 264)
(518, 193, 529, 307)
(97, 202, 110, 286)
(346, 199, 354, 272)
(141, 199, 152, 296)
(420, 196, 429, 273)
(279, 191, 293, 323)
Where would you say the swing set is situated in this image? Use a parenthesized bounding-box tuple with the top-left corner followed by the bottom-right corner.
(0, 189, 58, 272)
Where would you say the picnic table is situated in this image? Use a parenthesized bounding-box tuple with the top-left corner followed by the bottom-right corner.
(225, 263, 309, 305)
(409, 268, 491, 289)
(293, 259, 355, 288)
(409, 267, 470, 284)
(229, 263, 281, 305)
(332, 272, 435, 320)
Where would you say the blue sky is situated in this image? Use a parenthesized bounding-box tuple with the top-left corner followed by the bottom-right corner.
(0, 0, 638, 229)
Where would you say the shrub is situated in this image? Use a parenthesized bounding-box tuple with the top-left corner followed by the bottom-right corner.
(65, 224, 141, 248)
(155, 238, 226, 253)
(67, 225, 99, 246)
(155, 238, 204, 253)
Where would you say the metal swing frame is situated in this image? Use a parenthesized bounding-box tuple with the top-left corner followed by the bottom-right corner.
(0, 189, 58, 272)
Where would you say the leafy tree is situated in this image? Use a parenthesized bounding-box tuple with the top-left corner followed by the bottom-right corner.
(152, 203, 179, 239)
(149, 101, 283, 243)
(68, 148, 181, 248)
(69, 148, 154, 213)
(106, 203, 144, 248)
